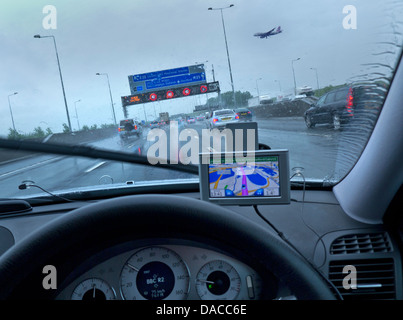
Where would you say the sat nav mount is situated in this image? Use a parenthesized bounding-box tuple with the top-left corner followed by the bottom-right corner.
(199, 149, 290, 205)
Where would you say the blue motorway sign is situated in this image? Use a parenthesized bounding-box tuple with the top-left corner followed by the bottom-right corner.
(145, 72, 205, 90)
(132, 66, 190, 82)
(128, 65, 207, 95)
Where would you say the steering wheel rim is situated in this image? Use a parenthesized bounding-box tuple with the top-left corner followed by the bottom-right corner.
(0, 194, 336, 300)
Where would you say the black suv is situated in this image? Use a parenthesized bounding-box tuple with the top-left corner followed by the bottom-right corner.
(118, 119, 143, 140)
(304, 84, 385, 130)
(304, 86, 357, 130)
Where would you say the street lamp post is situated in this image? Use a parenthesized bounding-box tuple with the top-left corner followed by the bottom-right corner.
(310, 67, 320, 90)
(256, 78, 262, 103)
(7, 92, 18, 132)
(96, 73, 117, 126)
(208, 5, 236, 107)
(292, 58, 301, 96)
(74, 99, 81, 131)
(274, 80, 282, 92)
(34, 34, 72, 132)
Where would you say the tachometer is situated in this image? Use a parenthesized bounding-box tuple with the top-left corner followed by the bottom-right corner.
(120, 246, 190, 300)
(196, 260, 241, 300)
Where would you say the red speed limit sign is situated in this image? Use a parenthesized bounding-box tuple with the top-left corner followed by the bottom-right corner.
(182, 88, 191, 96)
(200, 85, 208, 93)
(166, 91, 174, 99)
(149, 93, 158, 101)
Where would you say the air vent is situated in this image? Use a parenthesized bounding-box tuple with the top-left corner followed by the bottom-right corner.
(330, 233, 392, 255)
(329, 258, 395, 300)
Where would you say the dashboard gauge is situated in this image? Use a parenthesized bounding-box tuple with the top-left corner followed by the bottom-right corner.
(120, 246, 190, 300)
(196, 260, 241, 300)
(71, 278, 116, 300)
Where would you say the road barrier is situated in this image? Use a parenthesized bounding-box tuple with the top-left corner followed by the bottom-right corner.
(0, 127, 117, 164)
(250, 97, 318, 118)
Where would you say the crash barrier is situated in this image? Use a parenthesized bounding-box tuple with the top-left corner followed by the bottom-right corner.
(250, 97, 318, 118)
(0, 127, 117, 164)
(45, 127, 117, 145)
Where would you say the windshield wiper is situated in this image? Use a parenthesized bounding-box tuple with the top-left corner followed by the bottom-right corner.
(0, 138, 199, 175)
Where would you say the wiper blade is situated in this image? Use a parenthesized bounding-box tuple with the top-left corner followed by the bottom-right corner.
(0, 138, 199, 174)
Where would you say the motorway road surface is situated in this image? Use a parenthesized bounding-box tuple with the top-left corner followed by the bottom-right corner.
(0, 117, 354, 199)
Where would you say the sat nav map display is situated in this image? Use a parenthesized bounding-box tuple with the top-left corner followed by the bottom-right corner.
(208, 155, 280, 198)
(199, 150, 290, 205)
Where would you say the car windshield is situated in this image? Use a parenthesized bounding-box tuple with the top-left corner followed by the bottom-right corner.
(215, 110, 234, 116)
(1, 0, 402, 199)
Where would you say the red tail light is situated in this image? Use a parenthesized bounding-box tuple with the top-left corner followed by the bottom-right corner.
(346, 88, 354, 116)
(134, 125, 137, 130)
(235, 115, 239, 119)
(118, 127, 121, 132)
(247, 111, 251, 114)
(213, 118, 218, 123)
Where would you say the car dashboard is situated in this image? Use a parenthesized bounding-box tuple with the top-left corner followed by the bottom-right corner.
(0, 188, 401, 300)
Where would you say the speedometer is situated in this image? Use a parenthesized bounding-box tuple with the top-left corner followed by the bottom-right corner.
(120, 246, 190, 300)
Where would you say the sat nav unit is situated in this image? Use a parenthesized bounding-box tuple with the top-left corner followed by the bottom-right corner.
(199, 150, 290, 205)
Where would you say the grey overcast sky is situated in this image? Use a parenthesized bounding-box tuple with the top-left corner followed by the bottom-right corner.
(1, 0, 402, 135)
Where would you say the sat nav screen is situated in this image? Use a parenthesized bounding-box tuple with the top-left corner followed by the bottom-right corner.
(208, 156, 280, 198)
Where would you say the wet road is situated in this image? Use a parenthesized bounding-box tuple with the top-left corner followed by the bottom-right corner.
(0, 117, 348, 198)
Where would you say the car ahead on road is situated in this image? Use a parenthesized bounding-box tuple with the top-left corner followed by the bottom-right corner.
(234, 108, 253, 122)
(303, 85, 381, 130)
(150, 120, 159, 128)
(196, 115, 205, 121)
(118, 119, 143, 140)
(187, 117, 196, 124)
(208, 109, 240, 128)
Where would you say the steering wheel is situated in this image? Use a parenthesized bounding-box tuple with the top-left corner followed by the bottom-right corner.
(0, 194, 336, 300)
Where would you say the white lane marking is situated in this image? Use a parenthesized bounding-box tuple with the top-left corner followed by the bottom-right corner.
(0, 156, 64, 179)
(84, 161, 107, 173)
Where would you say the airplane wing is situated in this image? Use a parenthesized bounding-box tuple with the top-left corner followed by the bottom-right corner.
(266, 27, 275, 35)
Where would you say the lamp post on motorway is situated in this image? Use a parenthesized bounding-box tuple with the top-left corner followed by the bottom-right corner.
(7, 92, 18, 132)
(291, 58, 301, 96)
(310, 67, 320, 90)
(256, 78, 262, 103)
(96, 73, 117, 126)
(208, 4, 236, 108)
(274, 79, 282, 92)
(74, 99, 81, 131)
(34, 34, 72, 132)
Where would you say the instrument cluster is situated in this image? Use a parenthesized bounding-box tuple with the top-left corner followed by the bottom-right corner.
(56, 243, 265, 300)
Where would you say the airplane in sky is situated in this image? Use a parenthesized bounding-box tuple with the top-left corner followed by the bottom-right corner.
(254, 26, 282, 39)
